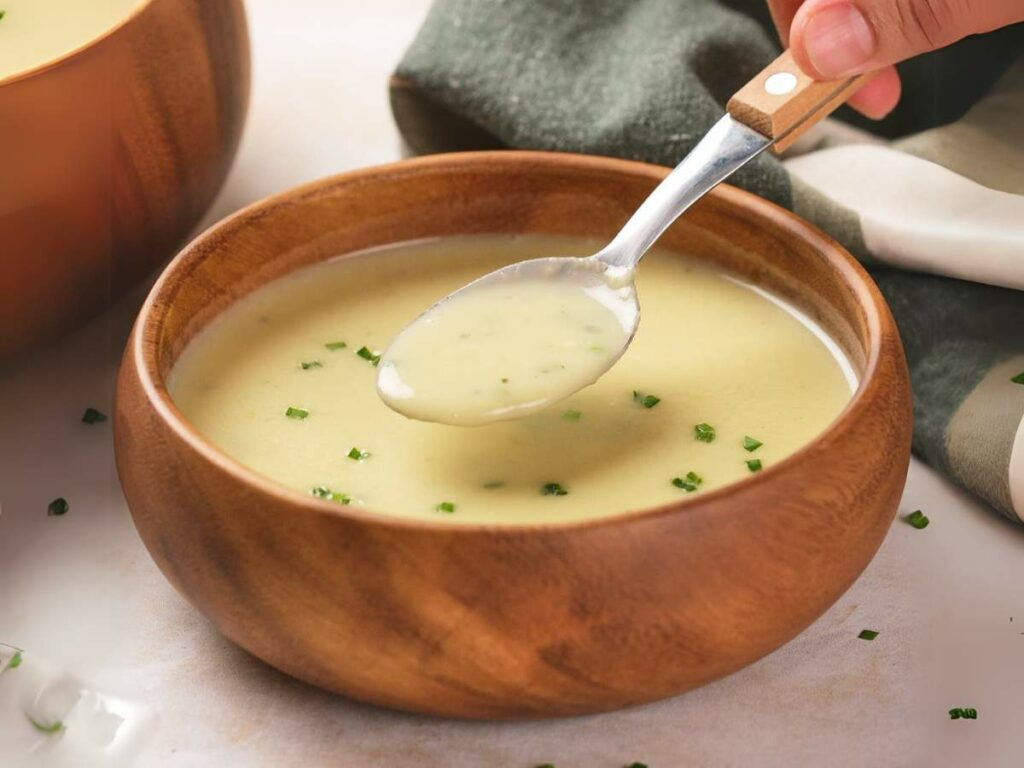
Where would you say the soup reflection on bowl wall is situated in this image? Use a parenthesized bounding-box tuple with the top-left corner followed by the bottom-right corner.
(0, 0, 249, 363)
(114, 152, 912, 718)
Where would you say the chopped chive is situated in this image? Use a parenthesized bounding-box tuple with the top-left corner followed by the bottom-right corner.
(671, 477, 698, 492)
(325, 341, 348, 351)
(535, 764, 556, 768)
(1011, 372, 1024, 385)
(27, 716, 64, 735)
(310, 486, 350, 504)
(347, 447, 370, 461)
(285, 406, 309, 420)
(0, 11, 6, 21)
(47, 498, 68, 517)
(686, 471, 703, 485)
(949, 707, 978, 720)
(626, 763, 649, 768)
(632, 390, 660, 408)
(540, 482, 568, 496)
(858, 629, 879, 641)
(300, 360, 323, 370)
(562, 409, 582, 421)
(588, 343, 606, 353)
(694, 423, 715, 442)
(436, 501, 456, 514)
(8, 650, 22, 669)
(81, 407, 107, 424)
(356, 346, 381, 366)
(905, 510, 929, 529)
(483, 481, 506, 490)
(746, 459, 762, 473)
(743, 435, 762, 452)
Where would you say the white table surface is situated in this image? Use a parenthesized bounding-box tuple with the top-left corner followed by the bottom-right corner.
(2, 1, 1023, 765)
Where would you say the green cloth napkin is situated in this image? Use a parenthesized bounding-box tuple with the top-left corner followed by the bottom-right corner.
(391, 0, 1024, 523)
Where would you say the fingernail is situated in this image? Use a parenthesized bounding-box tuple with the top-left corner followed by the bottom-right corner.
(803, 3, 876, 77)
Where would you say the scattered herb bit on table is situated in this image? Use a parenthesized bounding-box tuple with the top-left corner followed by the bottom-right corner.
(541, 482, 568, 496)
(632, 390, 660, 409)
(436, 501, 456, 514)
(300, 360, 323, 370)
(347, 447, 370, 461)
(81, 407, 107, 424)
(310, 486, 350, 504)
(694, 423, 715, 442)
(28, 716, 63, 735)
(1011, 372, 1024, 385)
(562, 409, 582, 421)
(858, 629, 879, 641)
(905, 510, 929, 529)
(285, 406, 309, 420)
(47, 498, 69, 517)
(356, 346, 381, 366)
(325, 341, 348, 351)
(948, 707, 977, 720)
(8, 650, 23, 670)
(743, 435, 762, 452)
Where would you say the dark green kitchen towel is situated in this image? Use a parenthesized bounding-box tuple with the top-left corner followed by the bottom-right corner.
(391, 0, 1024, 523)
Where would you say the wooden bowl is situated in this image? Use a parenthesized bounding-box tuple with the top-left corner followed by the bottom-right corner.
(0, 0, 249, 363)
(114, 152, 912, 719)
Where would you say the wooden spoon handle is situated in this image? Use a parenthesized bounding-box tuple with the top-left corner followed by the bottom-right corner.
(727, 50, 875, 153)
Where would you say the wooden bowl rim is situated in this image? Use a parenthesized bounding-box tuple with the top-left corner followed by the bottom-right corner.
(130, 150, 889, 534)
(0, 0, 159, 88)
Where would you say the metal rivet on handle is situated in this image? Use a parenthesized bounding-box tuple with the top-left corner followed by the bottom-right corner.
(765, 72, 798, 95)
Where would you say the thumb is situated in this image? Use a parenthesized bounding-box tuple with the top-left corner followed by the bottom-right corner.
(789, 0, 1024, 79)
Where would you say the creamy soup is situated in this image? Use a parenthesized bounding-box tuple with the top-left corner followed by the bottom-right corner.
(169, 236, 856, 525)
(0, 0, 141, 81)
(378, 265, 635, 425)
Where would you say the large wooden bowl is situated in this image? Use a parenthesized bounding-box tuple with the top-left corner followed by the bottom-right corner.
(114, 152, 912, 719)
(0, 0, 249, 363)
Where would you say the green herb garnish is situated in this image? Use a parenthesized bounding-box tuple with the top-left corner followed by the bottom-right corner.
(535, 764, 556, 768)
(356, 346, 381, 366)
(347, 447, 369, 461)
(300, 360, 323, 370)
(743, 435, 762, 452)
(694, 423, 715, 442)
(948, 707, 977, 720)
(626, 763, 649, 768)
(746, 459, 762, 473)
(858, 629, 879, 641)
(8, 650, 22, 669)
(483, 481, 506, 490)
(562, 409, 582, 421)
(0, 11, 6, 21)
(905, 510, 929, 529)
(632, 391, 661, 409)
(310, 486, 350, 504)
(47, 498, 68, 517)
(325, 341, 348, 351)
(28, 716, 64, 735)
(81, 407, 107, 424)
(1011, 372, 1024, 385)
(436, 501, 456, 514)
(672, 471, 704, 492)
(285, 406, 309, 420)
(540, 482, 568, 496)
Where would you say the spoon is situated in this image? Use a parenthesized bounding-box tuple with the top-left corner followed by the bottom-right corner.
(378, 51, 872, 426)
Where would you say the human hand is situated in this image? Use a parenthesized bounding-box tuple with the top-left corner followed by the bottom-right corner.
(767, 0, 1024, 118)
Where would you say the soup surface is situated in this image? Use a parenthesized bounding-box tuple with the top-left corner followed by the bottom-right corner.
(169, 235, 856, 525)
(0, 0, 141, 81)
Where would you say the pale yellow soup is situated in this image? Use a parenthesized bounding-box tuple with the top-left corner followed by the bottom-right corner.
(0, 0, 141, 81)
(169, 236, 857, 525)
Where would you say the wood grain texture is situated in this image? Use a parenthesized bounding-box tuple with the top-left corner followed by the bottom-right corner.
(728, 50, 873, 152)
(0, 0, 249, 364)
(114, 152, 912, 719)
